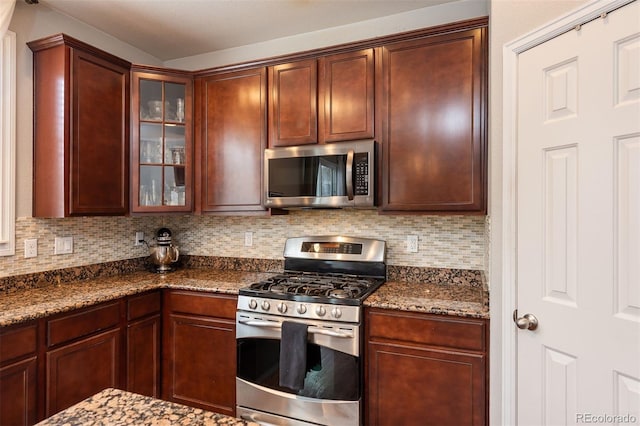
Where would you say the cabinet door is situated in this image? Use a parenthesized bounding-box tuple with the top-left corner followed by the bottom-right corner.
(132, 70, 193, 213)
(379, 28, 487, 212)
(70, 49, 130, 216)
(46, 329, 120, 417)
(196, 68, 267, 213)
(29, 35, 131, 217)
(126, 314, 161, 398)
(0, 321, 38, 425)
(367, 342, 486, 426)
(0, 358, 37, 426)
(319, 49, 374, 143)
(268, 59, 317, 147)
(163, 313, 236, 416)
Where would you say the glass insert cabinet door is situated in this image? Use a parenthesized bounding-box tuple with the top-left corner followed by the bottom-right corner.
(132, 70, 192, 212)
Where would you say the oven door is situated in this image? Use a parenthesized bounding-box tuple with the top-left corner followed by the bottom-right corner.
(236, 311, 361, 426)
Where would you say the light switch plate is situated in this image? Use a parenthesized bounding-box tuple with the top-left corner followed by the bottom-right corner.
(54, 237, 73, 255)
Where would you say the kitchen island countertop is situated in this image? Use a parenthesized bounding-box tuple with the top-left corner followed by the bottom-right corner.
(35, 387, 257, 426)
(1, 267, 488, 327)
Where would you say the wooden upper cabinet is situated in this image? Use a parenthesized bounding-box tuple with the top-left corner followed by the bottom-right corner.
(131, 67, 194, 214)
(268, 59, 318, 147)
(379, 26, 487, 213)
(28, 34, 130, 217)
(195, 67, 268, 214)
(319, 49, 375, 143)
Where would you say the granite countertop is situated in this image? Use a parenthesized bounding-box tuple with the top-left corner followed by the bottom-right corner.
(365, 280, 489, 319)
(0, 267, 489, 327)
(35, 388, 257, 426)
(0, 269, 277, 327)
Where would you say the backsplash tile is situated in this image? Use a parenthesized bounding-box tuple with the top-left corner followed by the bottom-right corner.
(1, 211, 485, 279)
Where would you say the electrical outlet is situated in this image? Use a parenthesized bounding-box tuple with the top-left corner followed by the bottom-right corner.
(407, 235, 419, 253)
(244, 231, 253, 247)
(135, 231, 144, 246)
(54, 237, 73, 255)
(24, 239, 38, 258)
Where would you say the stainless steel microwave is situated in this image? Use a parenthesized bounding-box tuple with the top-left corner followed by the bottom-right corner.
(263, 140, 376, 209)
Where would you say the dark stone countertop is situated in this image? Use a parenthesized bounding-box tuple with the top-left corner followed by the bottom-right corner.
(1, 266, 488, 327)
(35, 388, 257, 426)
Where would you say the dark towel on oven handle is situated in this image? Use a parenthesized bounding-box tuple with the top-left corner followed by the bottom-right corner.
(279, 321, 308, 391)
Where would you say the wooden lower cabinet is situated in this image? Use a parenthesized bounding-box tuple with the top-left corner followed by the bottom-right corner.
(45, 329, 121, 417)
(162, 290, 236, 416)
(0, 322, 38, 426)
(366, 308, 488, 426)
(126, 291, 162, 398)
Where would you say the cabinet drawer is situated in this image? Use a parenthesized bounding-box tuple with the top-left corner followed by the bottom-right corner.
(47, 302, 121, 347)
(0, 322, 37, 364)
(366, 309, 487, 352)
(164, 291, 237, 319)
(128, 291, 161, 321)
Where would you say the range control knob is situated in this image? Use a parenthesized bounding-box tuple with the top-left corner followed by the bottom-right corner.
(261, 300, 270, 311)
(296, 304, 307, 315)
(277, 302, 287, 313)
(331, 307, 342, 319)
(248, 299, 258, 310)
(315, 306, 326, 317)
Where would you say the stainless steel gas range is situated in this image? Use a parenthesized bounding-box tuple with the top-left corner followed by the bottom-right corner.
(236, 236, 386, 426)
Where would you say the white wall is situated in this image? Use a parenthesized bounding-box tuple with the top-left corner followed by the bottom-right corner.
(487, 0, 589, 424)
(165, 0, 488, 70)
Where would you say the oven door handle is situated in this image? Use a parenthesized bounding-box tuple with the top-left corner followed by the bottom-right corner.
(239, 414, 279, 426)
(238, 319, 354, 338)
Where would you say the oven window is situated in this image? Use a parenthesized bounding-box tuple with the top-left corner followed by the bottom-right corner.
(237, 338, 359, 401)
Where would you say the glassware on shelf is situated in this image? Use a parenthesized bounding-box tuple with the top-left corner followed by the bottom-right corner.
(176, 98, 184, 122)
(141, 139, 162, 164)
(170, 147, 185, 165)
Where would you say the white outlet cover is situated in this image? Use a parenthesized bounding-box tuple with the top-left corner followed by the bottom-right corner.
(24, 239, 38, 258)
(244, 231, 253, 247)
(407, 235, 419, 253)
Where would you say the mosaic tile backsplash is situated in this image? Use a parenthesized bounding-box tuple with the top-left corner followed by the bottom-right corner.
(1, 211, 485, 279)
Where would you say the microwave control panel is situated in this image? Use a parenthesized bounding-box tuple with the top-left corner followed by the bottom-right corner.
(354, 153, 369, 195)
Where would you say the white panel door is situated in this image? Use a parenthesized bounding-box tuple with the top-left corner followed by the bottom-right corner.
(517, 2, 640, 425)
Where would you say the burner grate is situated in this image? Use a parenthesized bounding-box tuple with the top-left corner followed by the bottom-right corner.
(247, 272, 380, 301)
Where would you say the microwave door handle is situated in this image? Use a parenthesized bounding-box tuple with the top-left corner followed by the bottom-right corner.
(238, 319, 353, 338)
(346, 149, 355, 200)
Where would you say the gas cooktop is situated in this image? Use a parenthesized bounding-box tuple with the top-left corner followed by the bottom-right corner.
(239, 271, 384, 306)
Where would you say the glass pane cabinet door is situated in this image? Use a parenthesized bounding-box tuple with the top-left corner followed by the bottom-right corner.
(132, 70, 192, 212)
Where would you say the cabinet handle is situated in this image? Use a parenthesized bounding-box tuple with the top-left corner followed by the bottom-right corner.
(346, 149, 354, 200)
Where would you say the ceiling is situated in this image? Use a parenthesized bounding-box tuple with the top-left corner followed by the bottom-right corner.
(35, 0, 460, 61)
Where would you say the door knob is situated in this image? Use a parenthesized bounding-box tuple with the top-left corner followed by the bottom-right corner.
(513, 310, 539, 331)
